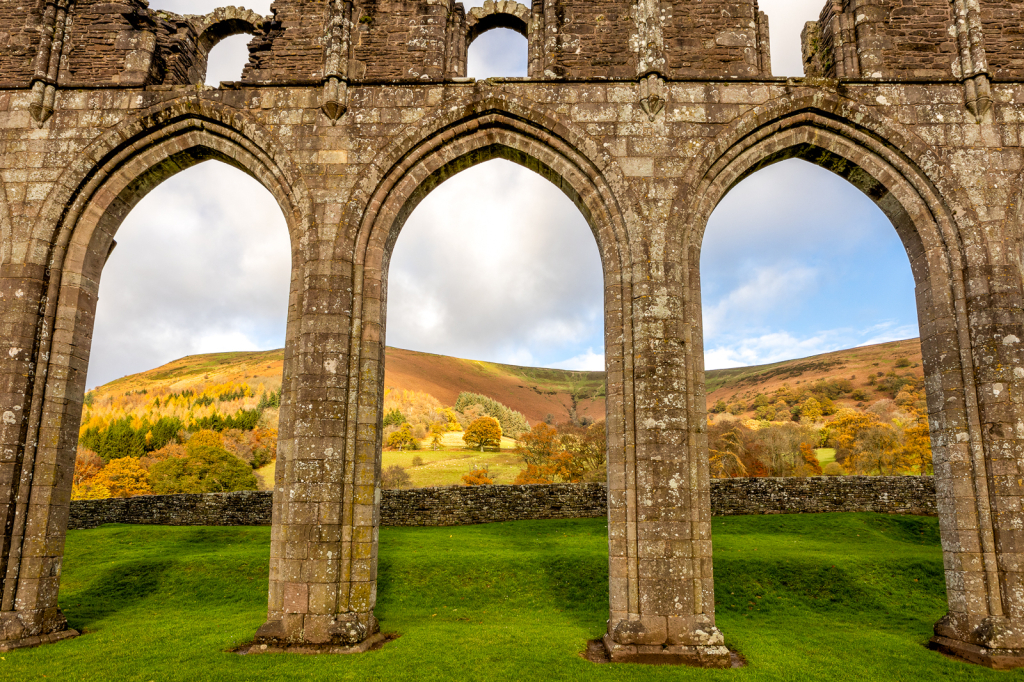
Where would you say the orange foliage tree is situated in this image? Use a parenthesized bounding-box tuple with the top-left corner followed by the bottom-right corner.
(513, 421, 606, 484)
(462, 468, 494, 485)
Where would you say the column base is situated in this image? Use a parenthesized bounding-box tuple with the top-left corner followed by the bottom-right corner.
(253, 612, 380, 649)
(0, 628, 79, 652)
(595, 634, 734, 667)
(236, 631, 393, 655)
(928, 636, 1024, 670)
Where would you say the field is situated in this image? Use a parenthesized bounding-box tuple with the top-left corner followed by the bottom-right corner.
(384, 431, 523, 486)
(4, 514, 1015, 681)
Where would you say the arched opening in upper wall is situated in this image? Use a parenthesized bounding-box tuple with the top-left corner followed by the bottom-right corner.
(149, 1, 267, 85)
(203, 33, 255, 86)
(758, 0, 833, 76)
(466, 25, 529, 79)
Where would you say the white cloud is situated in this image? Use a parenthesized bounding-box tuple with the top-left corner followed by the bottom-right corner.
(702, 265, 818, 340)
(549, 348, 605, 372)
(87, 161, 290, 388)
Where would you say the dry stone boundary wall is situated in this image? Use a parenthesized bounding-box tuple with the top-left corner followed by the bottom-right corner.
(67, 477, 937, 530)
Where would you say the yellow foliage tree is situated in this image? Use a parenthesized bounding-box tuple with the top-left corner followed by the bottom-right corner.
(187, 429, 224, 453)
(463, 417, 502, 452)
(93, 457, 152, 498)
(387, 423, 415, 450)
(71, 481, 111, 500)
(800, 397, 823, 423)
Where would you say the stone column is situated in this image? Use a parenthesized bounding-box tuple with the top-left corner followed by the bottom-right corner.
(253, 222, 383, 651)
(603, 253, 729, 667)
(929, 259, 1024, 669)
(0, 263, 79, 650)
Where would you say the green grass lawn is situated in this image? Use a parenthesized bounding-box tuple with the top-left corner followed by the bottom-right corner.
(4, 514, 1016, 681)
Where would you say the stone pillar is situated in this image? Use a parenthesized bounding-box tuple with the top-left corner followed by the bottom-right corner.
(253, 246, 384, 651)
(0, 264, 79, 650)
(602, 258, 729, 667)
(928, 261, 1024, 669)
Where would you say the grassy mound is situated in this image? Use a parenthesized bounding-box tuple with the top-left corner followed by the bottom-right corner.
(4, 514, 1011, 681)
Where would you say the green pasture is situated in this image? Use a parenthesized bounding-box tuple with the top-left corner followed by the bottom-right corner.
(815, 448, 837, 465)
(12, 514, 1016, 681)
(382, 448, 523, 486)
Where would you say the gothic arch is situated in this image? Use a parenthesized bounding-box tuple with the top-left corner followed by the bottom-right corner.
(3, 99, 309, 631)
(293, 100, 642, 635)
(687, 104, 1002, 634)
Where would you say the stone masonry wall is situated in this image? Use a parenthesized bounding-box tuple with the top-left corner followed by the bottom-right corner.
(0, 0, 40, 88)
(67, 477, 937, 530)
(983, 0, 1024, 79)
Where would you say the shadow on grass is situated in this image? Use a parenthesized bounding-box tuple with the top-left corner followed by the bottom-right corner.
(63, 559, 171, 632)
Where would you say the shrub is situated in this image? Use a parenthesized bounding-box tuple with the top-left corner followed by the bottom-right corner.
(823, 462, 845, 476)
(411, 455, 424, 467)
(387, 423, 415, 450)
(894, 357, 911, 368)
(710, 399, 727, 414)
(149, 440, 258, 494)
(381, 464, 411, 489)
(71, 481, 111, 500)
(851, 389, 869, 401)
(463, 468, 493, 486)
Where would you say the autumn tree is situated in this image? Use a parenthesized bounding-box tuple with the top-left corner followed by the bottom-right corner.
(709, 427, 748, 478)
(387, 423, 415, 450)
(513, 421, 607, 484)
(73, 447, 104, 486)
(462, 468, 494, 485)
(800, 397, 823, 424)
(463, 417, 502, 452)
(93, 457, 152, 497)
(149, 435, 258, 494)
(900, 417, 933, 475)
(71, 481, 111, 500)
(800, 442, 823, 476)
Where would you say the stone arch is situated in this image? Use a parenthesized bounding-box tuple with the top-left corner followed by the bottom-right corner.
(286, 100, 639, 638)
(187, 7, 270, 85)
(687, 102, 1002, 642)
(3, 98, 309, 637)
(465, 2, 530, 44)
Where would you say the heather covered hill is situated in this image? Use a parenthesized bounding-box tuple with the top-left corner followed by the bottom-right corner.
(86, 338, 924, 426)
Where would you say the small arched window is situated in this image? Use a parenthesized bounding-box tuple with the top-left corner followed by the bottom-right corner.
(204, 33, 254, 86)
(467, 27, 528, 79)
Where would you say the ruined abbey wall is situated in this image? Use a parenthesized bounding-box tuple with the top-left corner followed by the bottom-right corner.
(1, 0, 1024, 670)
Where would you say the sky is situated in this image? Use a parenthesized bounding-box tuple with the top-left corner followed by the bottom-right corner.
(85, 0, 916, 388)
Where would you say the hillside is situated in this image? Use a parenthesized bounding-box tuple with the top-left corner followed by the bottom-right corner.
(88, 338, 924, 425)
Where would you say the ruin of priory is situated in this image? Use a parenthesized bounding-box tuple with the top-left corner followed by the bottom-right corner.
(1, 0, 1024, 669)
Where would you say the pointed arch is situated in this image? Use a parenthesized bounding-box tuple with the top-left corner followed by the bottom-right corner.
(687, 98, 1003, 633)
(317, 97, 642, 627)
(2, 98, 310, 624)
